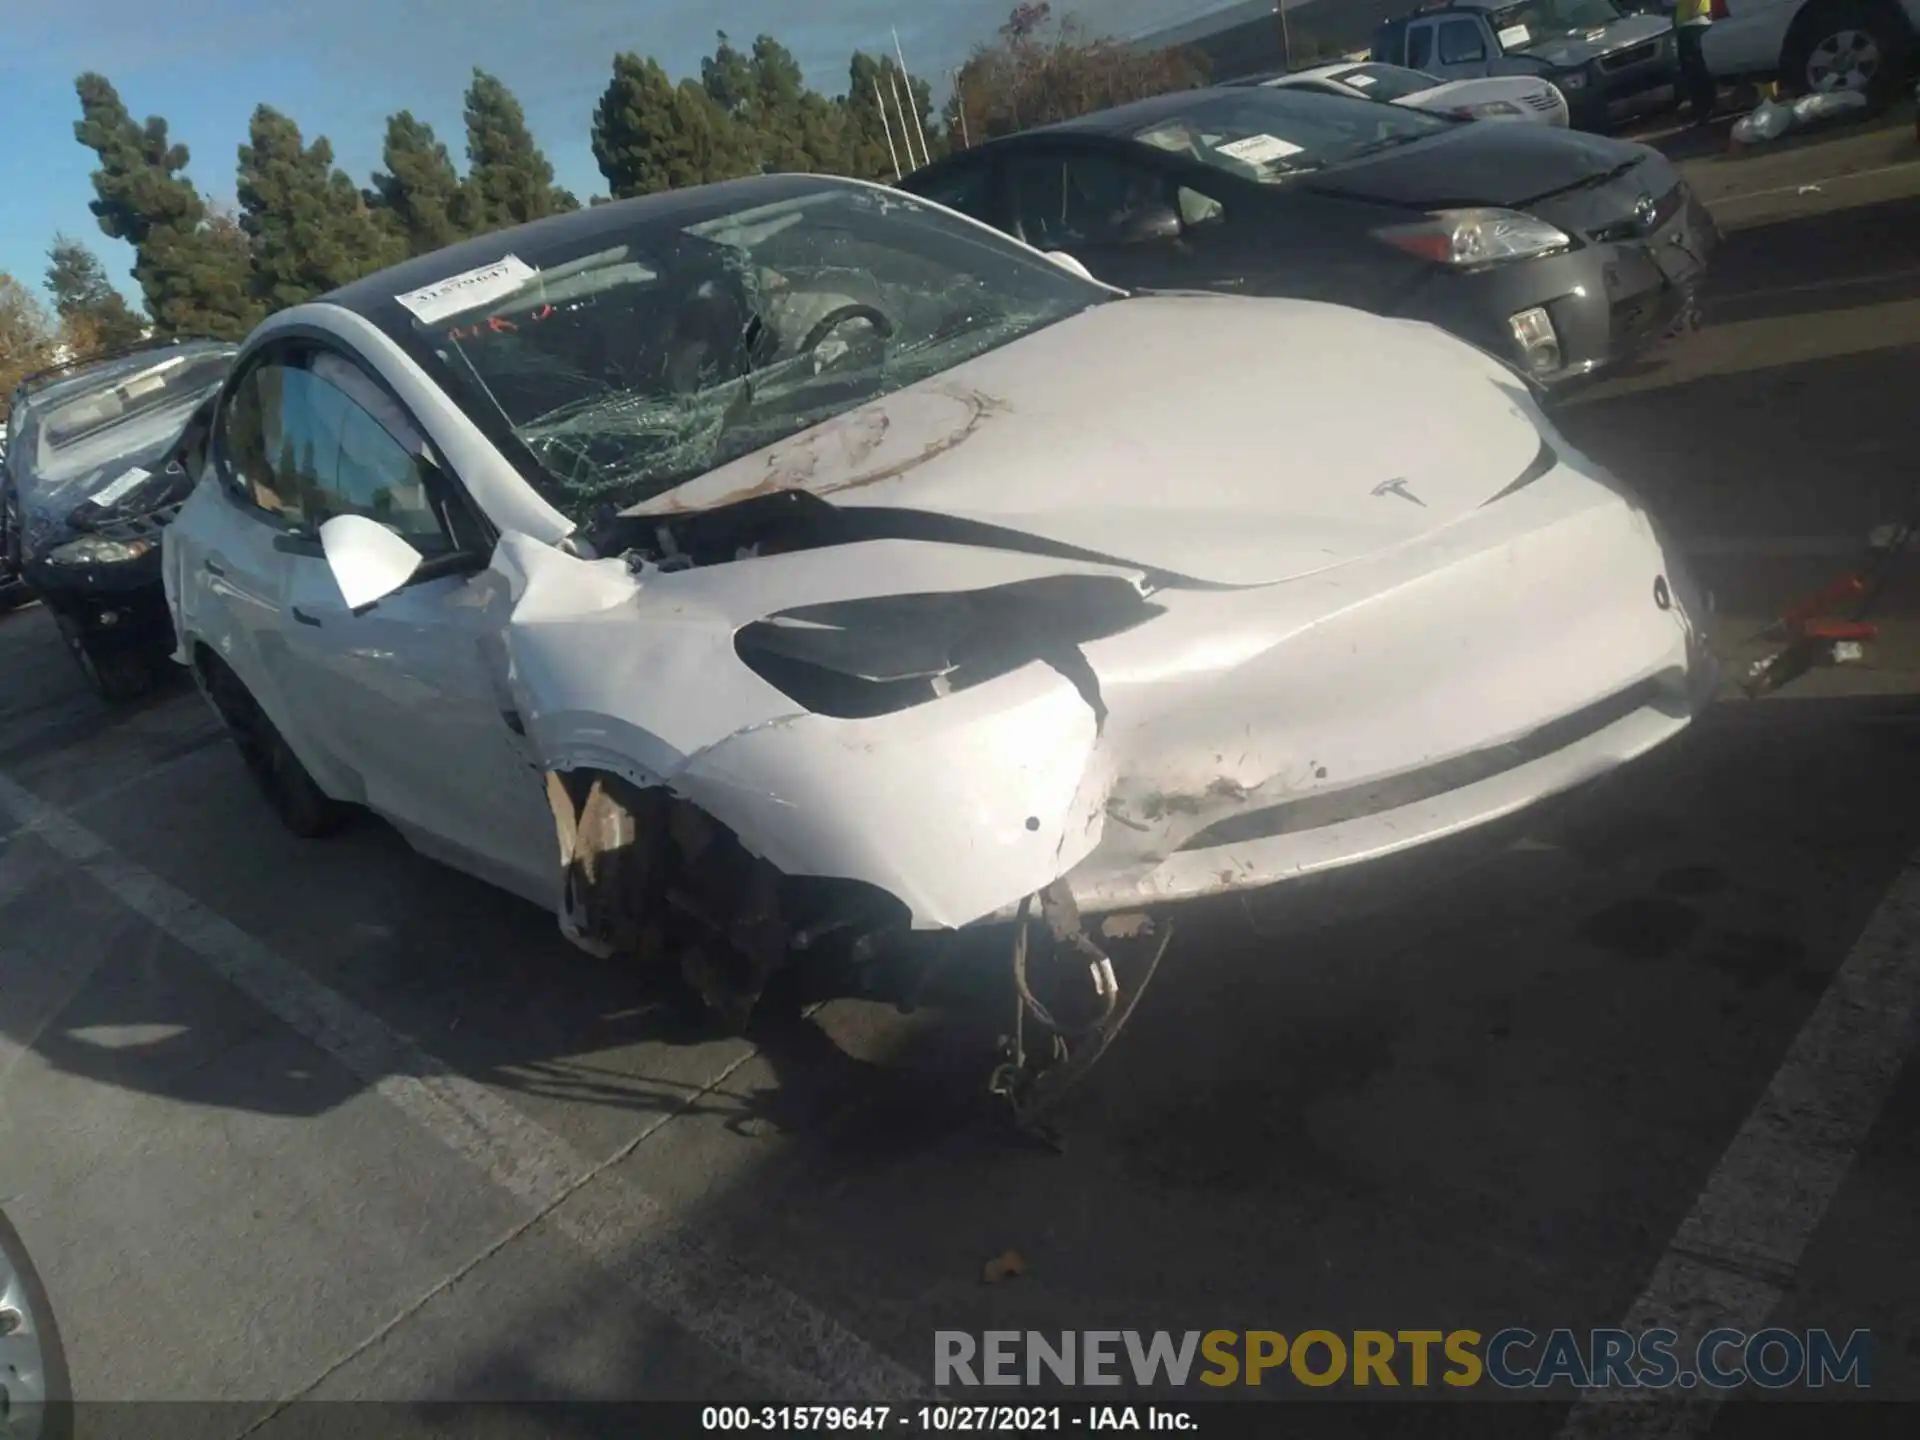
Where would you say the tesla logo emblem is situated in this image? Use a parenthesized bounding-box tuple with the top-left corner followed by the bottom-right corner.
(1372, 477, 1425, 507)
(1634, 194, 1657, 228)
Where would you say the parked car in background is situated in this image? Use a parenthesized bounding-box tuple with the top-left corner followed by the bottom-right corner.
(161, 174, 1713, 1053)
(1701, 0, 1916, 103)
(4, 340, 236, 700)
(1374, 0, 1680, 129)
(1237, 60, 1572, 125)
(898, 85, 1717, 386)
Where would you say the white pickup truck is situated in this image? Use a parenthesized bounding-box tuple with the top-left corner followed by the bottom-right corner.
(1701, 0, 1917, 102)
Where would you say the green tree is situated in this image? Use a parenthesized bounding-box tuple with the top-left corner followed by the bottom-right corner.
(71, 72, 258, 338)
(367, 111, 470, 257)
(238, 105, 399, 311)
(949, 4, 1207, 144)
(44, 234, 146, 351)
(463, 69, 566, 230)
(697, 32, 853, 175)
(1, 273, 59, 419)
(592, 52, 758, 198)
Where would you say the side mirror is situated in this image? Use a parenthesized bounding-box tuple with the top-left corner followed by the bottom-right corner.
(1044, 250, 1098, 281)
(1117, 203, 1184, 245)
(319, 513, 423, 611)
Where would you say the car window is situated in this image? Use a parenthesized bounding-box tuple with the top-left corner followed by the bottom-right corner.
(1008, 153, 1173, 249)
(1437, 18, 1488, 63)
(1406, 23, 1436, 68)
(911, 162, 998, 222)
(1323, 64, 1445, 100)
(219, 357, 452, 554)
(1129, 87, 1452, 186)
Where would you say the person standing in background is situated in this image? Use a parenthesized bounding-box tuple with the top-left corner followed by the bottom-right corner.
(1674, 0, 1718, 124)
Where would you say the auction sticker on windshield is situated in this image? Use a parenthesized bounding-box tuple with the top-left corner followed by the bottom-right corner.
(1217, 133, 1305, 165)
(1497, 24, 1532, 47)
(88, 466, 150, 507)
(395, 255, 539, 326)
(1344, 72, 1379, 87)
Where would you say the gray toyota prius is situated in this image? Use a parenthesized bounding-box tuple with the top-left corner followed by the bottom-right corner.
(899, 83, 1717, 387)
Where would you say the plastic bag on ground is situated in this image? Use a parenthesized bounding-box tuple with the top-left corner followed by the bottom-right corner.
(1790, 90, 1868, 124)
(1732, 98, 1795, 143)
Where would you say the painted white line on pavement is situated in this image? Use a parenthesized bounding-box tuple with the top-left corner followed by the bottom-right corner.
(1558, 847, 1920, 1436)
(1710, 266, 1920, 307)
(0, 769, 932, 1405)
(1709, 159, 1920, 208)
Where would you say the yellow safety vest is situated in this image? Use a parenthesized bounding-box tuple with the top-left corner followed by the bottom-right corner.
(1675, 0, 1712, 26)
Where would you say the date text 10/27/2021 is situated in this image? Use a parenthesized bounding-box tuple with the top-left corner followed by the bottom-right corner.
(700, 1406, 1196, 1432)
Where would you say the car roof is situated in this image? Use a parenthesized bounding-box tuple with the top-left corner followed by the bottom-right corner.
(323, 172, 866, 321)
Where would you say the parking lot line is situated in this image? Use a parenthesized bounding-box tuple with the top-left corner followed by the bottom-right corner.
(1711, 160, 1920, 209)
(0, 768, 932, 1405)
(1558, 845, 1920, 1434)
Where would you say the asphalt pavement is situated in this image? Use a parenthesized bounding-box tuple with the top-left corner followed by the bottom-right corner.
(2, 112, 1919, 1438)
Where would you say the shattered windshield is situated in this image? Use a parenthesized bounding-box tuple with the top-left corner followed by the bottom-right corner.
(401, 184, 1110, 520)
(1133, 87, 1452, 182)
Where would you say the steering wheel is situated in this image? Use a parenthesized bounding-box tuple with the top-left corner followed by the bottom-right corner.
(798, 303, 894, 363)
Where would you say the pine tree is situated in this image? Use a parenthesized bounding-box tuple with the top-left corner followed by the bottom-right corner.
(71, 72, 257, 339)
(45, 235, 146, 351)
(238, 105, 400, 311)
(844, 53, 939, 180)
(593, 53, 758, 198)
(463, 69, 564, 230)
(367, 111, 469, 258)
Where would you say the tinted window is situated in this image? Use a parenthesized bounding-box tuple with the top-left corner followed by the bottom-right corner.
(219, 357, 451, 553)
(912, 162, 998, 222)
(1406, 24, 1436, 67)
(1008, 153, 1176, 249)
(1324, 64, 1446, 101)
(1438, 18, 1488, 63)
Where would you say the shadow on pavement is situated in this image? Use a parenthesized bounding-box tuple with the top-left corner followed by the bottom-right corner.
(154, 687, 1916, 1412)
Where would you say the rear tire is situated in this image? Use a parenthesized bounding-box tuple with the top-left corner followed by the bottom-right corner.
(1780, 1, 1913, 106)
(199, 655, 353, 839)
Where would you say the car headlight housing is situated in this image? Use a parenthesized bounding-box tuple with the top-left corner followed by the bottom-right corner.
(46, 534, 155, 566)
(1373, 207, 1572, 267)
(1453, 100, 1527, 119)
(734, 574, 1163, 719)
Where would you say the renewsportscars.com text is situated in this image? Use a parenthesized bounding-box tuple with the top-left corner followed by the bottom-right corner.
(934, 1328, 1873, 1391)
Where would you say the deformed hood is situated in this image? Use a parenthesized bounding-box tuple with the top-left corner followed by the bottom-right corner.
(633, 294, 1546, 588)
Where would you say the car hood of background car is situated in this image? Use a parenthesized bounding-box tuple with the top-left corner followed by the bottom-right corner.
(629, 294, 1547, 589)
(1511, 11, 1671, 68)
(1301, 121, 1651, 209)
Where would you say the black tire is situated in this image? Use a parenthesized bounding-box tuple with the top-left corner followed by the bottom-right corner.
(199, 656, 353, 839)
(1779, 1, 1913, 105)
(52, 612, 156, 704)
(0, 1207, 73, 1440)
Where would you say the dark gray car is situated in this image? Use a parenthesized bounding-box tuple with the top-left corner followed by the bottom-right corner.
(898, 85, 1717, 388)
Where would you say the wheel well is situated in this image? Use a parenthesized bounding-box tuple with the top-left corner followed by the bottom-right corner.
(1786, 0, 1914, 53)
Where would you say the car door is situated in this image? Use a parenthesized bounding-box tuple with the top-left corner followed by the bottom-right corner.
(265, 342, 557, 903)
(191, 348, 352, 792)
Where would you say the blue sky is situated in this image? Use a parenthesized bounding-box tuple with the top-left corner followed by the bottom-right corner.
(1, 0, 1207, 310)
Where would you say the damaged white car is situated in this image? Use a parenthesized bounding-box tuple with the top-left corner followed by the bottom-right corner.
(164, 174, 1715, 1113)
